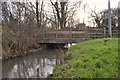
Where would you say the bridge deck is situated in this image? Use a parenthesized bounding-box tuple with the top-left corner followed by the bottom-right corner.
(37, 38, 86, 43)
(35, 27, 118, 44)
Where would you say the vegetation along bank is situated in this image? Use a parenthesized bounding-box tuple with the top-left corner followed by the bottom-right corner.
(49, 38, 119, 78)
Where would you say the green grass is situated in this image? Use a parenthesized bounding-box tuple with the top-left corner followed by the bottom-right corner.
(51, 38, 119, 78)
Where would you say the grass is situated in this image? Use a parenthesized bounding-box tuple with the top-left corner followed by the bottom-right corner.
(50, 38, 119, 78)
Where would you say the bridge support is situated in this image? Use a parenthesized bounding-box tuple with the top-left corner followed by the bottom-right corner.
(40, 43, 66, 49)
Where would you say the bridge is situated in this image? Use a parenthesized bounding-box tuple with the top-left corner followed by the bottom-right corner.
(35, 27, 118, 44)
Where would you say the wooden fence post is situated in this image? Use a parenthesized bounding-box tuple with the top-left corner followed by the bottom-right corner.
(85, 26, 88, 40)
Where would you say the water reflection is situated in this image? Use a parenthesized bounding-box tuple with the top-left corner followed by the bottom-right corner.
(2, 48, 66, 78)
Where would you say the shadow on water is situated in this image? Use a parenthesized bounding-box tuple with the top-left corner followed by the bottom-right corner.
(2, 47, 67, 78)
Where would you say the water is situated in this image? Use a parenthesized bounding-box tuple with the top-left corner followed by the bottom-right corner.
(64, 43, 76, 48)
(2, 48, 66, 78)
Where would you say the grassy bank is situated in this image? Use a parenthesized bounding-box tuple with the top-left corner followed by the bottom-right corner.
(50, 38, 119, 78)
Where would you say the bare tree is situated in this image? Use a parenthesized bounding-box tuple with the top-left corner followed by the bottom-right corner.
(49, 0, 82, 29)
(89, 8, 118, 37)
(2, 2, 39, 59)
(2, 0, 83, 59)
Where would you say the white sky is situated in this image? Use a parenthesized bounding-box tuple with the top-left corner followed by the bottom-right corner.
(83, 0, 119, 11)
(0, 0, 120, 25)
(76, 0, 120, 25)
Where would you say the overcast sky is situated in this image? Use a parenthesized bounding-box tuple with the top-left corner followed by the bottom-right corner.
(82, 0, 119, 11)
(76, 0, 120, 25)
(0, 0, 120, 25)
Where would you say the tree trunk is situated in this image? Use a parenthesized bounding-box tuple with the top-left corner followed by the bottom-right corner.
(36, 0, 39, 27)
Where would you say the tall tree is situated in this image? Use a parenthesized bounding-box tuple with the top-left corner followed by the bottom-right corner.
(50, 0, 81, 29)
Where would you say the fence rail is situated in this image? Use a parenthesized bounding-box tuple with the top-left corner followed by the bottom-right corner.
(36, 27, 119, 43)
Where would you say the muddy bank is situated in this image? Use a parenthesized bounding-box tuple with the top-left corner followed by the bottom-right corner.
(2, 43, 43, 60)
(2, 48, 42, 60)
(2, 44, 68, 61)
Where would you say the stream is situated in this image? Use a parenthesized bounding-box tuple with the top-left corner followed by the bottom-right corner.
(2, 48, 67, 78)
